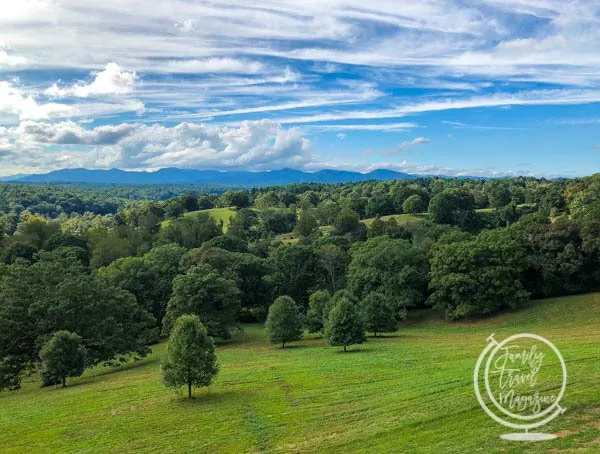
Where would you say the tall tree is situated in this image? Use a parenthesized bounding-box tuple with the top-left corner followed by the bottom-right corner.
(317, 244, 346, 294)
(265, 296, 304, 348)
(306, 290, 331, 334)
(428, 229, 529, 320)
(361, 292, 397, 337)
(324, 297, 366, 352)
(161, 315, 219, 399)
(428, 189, 477, 230)
(347, 236, 428, 316)
(163, 264, 241, 339)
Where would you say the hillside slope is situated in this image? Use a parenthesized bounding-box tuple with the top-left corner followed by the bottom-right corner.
(1, 293, 599, 453)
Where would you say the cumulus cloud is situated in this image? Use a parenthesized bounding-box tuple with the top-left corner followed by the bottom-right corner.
(396, 137, 431, 151)
(0, 80, 144, 121)
(0, 81, 74, 120)
(0, 120, 313, 172)
(45, 63, 137, 98)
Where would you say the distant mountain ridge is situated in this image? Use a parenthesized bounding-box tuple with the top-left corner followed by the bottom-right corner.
(13, 168, 421, 186)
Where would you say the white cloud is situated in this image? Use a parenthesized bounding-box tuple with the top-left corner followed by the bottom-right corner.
(313, 122, 417, 132)
(163, 58, 264, 74)
(0, 79, 144, 121)
(396, 137, 431, 151)
(45, 63, 137, 98)
(0, 50, 27, 67)
(554, 118, 600, 125)
(442, 120, 523, 130)
(0, 81, 73, 120)
(0, 119, 313, 172)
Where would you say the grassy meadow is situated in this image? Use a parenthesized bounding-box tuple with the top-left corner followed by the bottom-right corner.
(1, 293, 600, 453)
(161, 207, 237, 232)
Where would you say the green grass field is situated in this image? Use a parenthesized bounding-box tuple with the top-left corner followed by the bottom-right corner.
(2, 293, 600, 453)
(277, 213, 428, 245)
(161, 207, 237, 233)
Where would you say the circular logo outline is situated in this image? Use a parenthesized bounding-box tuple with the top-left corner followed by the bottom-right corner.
(474, 333, 567, 431)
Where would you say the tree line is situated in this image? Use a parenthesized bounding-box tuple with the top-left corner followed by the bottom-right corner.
(1, 174, 599, 391)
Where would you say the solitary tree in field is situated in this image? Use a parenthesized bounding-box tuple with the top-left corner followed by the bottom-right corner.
(265, 296, 303, 348)
(39, 331, 86, 388)
(324, 297, 366, 352)
(361, 292, 397, 337)
(161, 315, 219, 399)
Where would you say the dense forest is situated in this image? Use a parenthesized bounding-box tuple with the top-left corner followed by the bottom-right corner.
(1, 174, 599, 390)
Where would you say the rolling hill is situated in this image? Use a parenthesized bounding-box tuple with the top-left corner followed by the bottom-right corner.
(14, 168, 420, 186)
(2, 292, 599, 452)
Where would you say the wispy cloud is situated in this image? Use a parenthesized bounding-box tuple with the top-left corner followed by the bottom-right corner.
(442, 120, 524, 130)
(311, 122, 417, 132)
(554, 118, 600, 125)
(396, 137, 431, 152)
(1, 1, 599, 176)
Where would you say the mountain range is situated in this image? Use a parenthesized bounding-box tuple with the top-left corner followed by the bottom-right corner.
(9, 168, 422, 186)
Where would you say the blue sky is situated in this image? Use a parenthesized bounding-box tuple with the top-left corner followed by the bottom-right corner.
(0, 1, 599, 177)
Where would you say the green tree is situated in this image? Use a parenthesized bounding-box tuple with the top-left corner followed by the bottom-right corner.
(158, 214, 221, 249)
(428, 229, 529, 320)
(489, 183, 512, 208)
(97, 244, 185, 325)
(266, 244, 319, 310)
(361, 292, 397, 337)
(347, 236, 428, 316)
(333, 208, 363, 237)
(295, 209, 319, 238)
(161, 315, 219, 399)
(428, 189, 476, 230)
(163, 264, 241, 339)
(265, 296, 304, 348)
(324, 297, 366, 352)
(306, 290, 331, 334)
(316, 244, 346, 294)
(221, 190, 250, 209)
(39, 331, 86, 388)
(402, 194, 425, 214)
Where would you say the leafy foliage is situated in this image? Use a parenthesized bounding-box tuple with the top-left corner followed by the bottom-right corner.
(324, 297, 366, 351)
(163, 264, 241, 339)
(39, 331, 86, 388)
(361, 292, 398, 336)
(161, 315, 219, 398)
(265, 296, 304, 348)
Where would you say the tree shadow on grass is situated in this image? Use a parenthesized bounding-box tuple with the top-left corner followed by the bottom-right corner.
(277, 344, 304, 350)
(333, 347, 373, 354)
(170, 388, 250, 405)
(368, 333, 405, 339)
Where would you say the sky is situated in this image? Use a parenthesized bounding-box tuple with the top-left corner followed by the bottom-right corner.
(0, 0, 600, 178)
